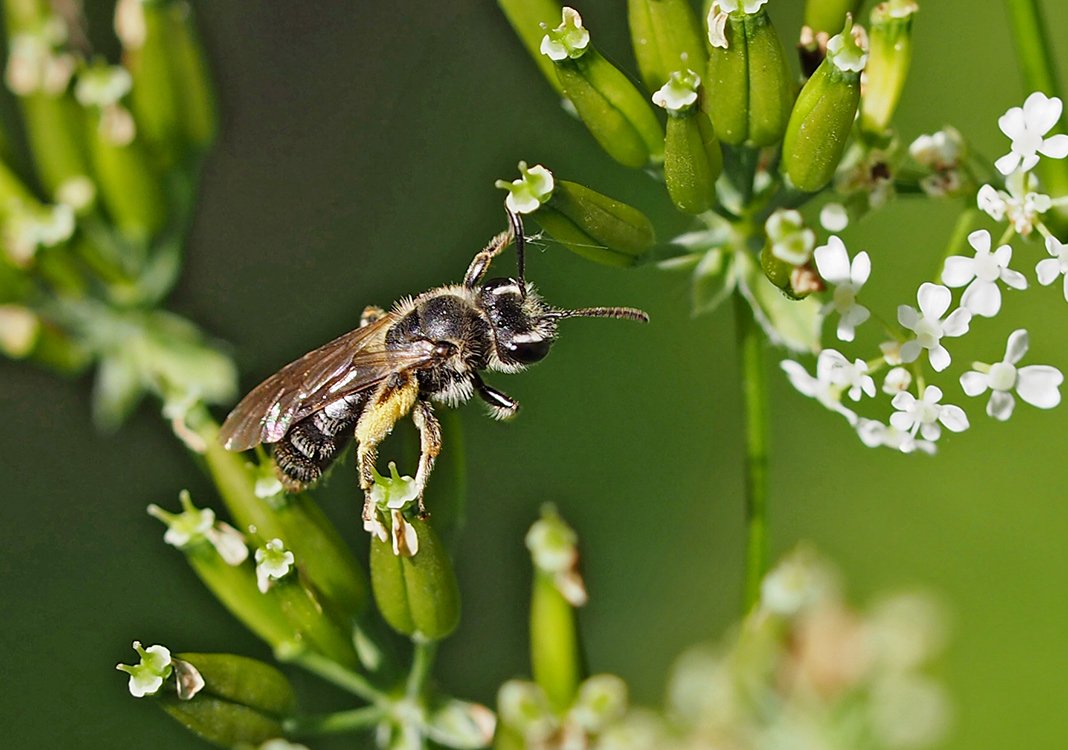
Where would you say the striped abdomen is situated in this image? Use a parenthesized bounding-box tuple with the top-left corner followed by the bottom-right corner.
(273, 392, 368, 490)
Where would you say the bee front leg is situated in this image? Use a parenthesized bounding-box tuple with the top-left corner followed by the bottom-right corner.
(412, 399, 442, 517)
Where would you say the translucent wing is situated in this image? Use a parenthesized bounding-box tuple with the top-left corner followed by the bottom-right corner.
(219, 313, 436, 451)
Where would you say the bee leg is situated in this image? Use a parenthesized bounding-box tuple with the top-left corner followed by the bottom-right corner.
(412, 399, 442, 518)
(354, 375, 420, 525)
(463, 211, 524, 287)
(473, 372, 519, 420)
(360, 305, 386, 327)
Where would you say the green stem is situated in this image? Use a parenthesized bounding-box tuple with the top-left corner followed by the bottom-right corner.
(406, 639, 438, 700)
(1003, 0, 1068, 228)
(285, 706, 384, 737)
(733, 290, 769, 612)
(285, 649, 385, 706)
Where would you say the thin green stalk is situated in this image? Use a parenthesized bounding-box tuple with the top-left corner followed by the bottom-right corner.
(285, 706, 384, 737)
(1003, 0, 1068, 227)
(733, 290, 769, 611)
(285, 649, 385, 706)
(406, 639, 438, 700)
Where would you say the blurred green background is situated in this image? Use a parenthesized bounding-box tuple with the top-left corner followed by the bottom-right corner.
(2, 0, 1068, 747)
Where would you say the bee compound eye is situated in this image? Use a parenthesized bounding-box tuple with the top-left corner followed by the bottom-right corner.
(505, 336, 551, 364)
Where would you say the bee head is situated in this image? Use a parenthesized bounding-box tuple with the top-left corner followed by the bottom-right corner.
(478, 277, 558, 369)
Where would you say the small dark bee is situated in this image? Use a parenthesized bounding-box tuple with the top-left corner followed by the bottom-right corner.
(219, 211, 648, 525)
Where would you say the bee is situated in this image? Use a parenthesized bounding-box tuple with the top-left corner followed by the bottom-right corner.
(219, 211, 648, 527)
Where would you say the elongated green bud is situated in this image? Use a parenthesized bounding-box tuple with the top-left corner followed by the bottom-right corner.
(496, 163, 655, 266)
(370, 515, 461, 640)
(628, 0, 708, 92)
(172, 652, 296, 715)
(498, 0, 567, 96)
(859, 0, 918, 137)
(526, 506, 586, 711)
(543, 7, 663, 167)
(804, 0, 862, 35)
(654, 70, 723, 213)
(117, 0, 181, 160)
(159, 692, 285, 748)
(165, 1, 217, 151)
(759, 208, 821, 298)
(75, 65, 166, 240)
(705, 4, 793, 147)
(782, 18, 866, 192)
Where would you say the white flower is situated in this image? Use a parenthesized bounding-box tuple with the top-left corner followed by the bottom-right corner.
(1036, 236, 1068, 301)
(857, 418, 937, 455)
(823, 350, 876, 401)
(882, 366, 912, 395)
(890, 385, 969, 441)
(959, 329, 1063, 420)
(897, 283, 971, 372)
(525, 508, 587, 606)
(390, 510, 420, 557)
(116, 642, 173, 698)
(0, 304, 39, 358)
(978, 171, 1052, 235)
(781, 353, 859, 424)
(827, 26, 868, 73)
(716, 0, 768, 13)
(819, 202, 849, 232)
(940, 229, 1027, 317)
(540, 7, 589, 61)
(147, 491, 248, 565)
(994, 92, 1068, 175)
(496, 162, 555, 215)
(910, 127, 964, 171)
(652, 69, 700, 112)
(814, 236, 870, 342)
(255, 538, 295, 593)
(880, 340, 904, 365)
(765, 209, 815, 265)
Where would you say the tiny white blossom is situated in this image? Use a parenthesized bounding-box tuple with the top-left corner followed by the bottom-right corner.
(890, 385, 969, 441)
(959, 329, 1063, 420)
(827, 26, 868, 73)
(147, 491, 249, 565)
(765, 209, 815, 265)
(116, 642, 173, 698)
(880, 340, 904, 365)
(819, 202, 849, 232)
(814, 236, 870, 342)
(857, 418, 937, 455)
(823, 351, 876, 401)
(940, 229, 1027, 317)
(706, 5, 729, 49)
(255, 538, 295, 593)
(882, 366, 912, 395)
(496, 162, 555, 215)
(994, 92, 1068, 175)
(977, 171, 1052, 235)
(651, 69, 700, 113)
(781, 353, 858, 424)
(1036, 236, 1068, 301)
(540, 7, 589, 61)
(910, 127, 966, 197)
(897, 283, 971, 372)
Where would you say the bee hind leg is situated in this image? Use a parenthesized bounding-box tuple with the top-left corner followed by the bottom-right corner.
(360, 305, 386, 327)
(412, 399, 442, 517)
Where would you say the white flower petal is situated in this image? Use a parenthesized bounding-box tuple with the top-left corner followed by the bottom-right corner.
(898, 304, 919, 329)
(890, 411, 914, 432)
(891, 391, 916, 410)
(998, 106, 1026, 140)
(781, 360, 817, 397)
(899, 339, 921, 363)
(1000, 267, 1028, 290)
(961, 280, 1001, 317)
(960, 370, 989, 396)
(1062, 273, 1068, 302)
(1036, 257, 1062, 285)
(917, 283, 951, 318)
(851, 251, 871, 285)
(814, 237, 850, 282)
(942, 308, 972, 337)
(994, 152, 1021, 176)
(941, 256, 974, 287)
(920, 422, 942, 441)
(1040, 133, 1068, 159)
(1016, 365, 1063, 408)
(939, 405, 969, 432)
(1005, 329, 1029, 364)
(923, 385, 944, 403)
(928, 344, 951, 372)
(987, 390, 1015, 421)
(1025, 92, 1061, 133)
(967, 229, 992, 254)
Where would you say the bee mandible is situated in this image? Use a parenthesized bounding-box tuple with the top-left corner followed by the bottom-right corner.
(219, 211, 648, 527)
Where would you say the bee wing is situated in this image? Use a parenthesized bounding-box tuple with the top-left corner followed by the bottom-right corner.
(219, 313, 435, 451)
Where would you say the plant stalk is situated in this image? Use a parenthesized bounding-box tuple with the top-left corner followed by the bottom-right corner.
(285, 706, 384, 737)
(733, 289, 769, 611)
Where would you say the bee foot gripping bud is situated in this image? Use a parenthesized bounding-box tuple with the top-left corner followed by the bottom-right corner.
(782, 15, 866, 193)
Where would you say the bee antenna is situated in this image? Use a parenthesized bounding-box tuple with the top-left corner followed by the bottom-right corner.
(506, 209, 526, 292)
(549, 306, 650, 323)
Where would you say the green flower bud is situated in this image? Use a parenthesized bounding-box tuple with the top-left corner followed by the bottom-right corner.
(536, 179, 655, 266)
(781, 18, 865, 192)
(704, 5, 792, 147)
(75, 65, 167, 241)
(544, 7, 663, 167)
(859, 0, 918, 137)
(165, 1, 217, 151)
(526, 507, 585, 711)
(498, 0, 567, 96)
(628, 0, 708, 92)
(370, 514, 461, 641)
(172, 652, 296, 716)
(653, 70, 723, 214)
(804, 0, 862, 35)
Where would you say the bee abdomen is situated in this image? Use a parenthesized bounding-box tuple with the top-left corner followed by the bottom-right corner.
(272, 394, 367, 490)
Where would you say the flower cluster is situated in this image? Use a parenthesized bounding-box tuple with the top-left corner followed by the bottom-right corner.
(782, 92, 1066, 454)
